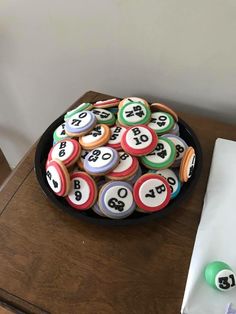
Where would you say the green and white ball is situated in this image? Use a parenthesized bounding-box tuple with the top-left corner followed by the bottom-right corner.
(205, 261, 236, 291)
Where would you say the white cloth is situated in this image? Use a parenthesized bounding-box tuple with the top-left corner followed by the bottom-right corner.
(181, 138, 236, 314)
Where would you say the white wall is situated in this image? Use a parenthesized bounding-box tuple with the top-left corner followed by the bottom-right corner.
(1, 0, 236, 168)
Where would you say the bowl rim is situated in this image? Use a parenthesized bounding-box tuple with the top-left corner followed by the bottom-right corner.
(34, 113, 202, 226)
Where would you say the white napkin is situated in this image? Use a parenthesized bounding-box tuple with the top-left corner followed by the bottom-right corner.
(181, 138, 236, 314)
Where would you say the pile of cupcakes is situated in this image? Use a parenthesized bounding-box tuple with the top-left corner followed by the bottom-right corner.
(45, 97, 196, 219)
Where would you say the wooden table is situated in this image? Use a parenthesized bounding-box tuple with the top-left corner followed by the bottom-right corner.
(0, 149, 11, 186)
(0, 91, 236, 314)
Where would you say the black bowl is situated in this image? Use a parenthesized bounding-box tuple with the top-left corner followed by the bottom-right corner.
(34, 113, 202, 226)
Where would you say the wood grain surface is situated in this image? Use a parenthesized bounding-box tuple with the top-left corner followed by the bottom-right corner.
(0, 306, 14, 314)
(0, 149, 11, 187)
(0, 91, 236, 314)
